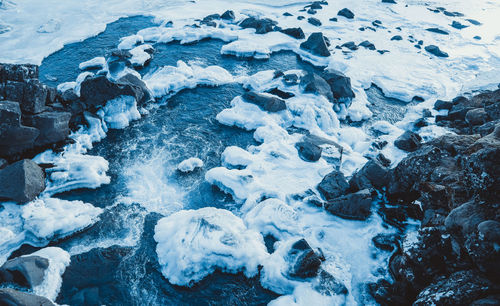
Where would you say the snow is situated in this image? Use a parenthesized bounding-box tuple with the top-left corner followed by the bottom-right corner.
(177, 157, 204, 173)
(129, 44, 153, 67)
(98, 95, 141, 129)
(154, 207, 268, 286)
(26, 247, 71, 301)
(79, 56, 106, 70)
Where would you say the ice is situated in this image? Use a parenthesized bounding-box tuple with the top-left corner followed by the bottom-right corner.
(0, 198, 102, 265)
(177, 157, 204, 173)
(154, 207, 268, 286)
(27, 247, 71, 301)
(269, 283, 342, 306)
(117, 34, 143, 50)
(79, 56, 106, 70)
(129, 44, 153, 67)
(98, 95, 141, 129)
(144, 60, 234, 98)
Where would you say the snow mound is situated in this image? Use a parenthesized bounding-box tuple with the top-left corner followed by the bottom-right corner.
(177, 157, 204, 173)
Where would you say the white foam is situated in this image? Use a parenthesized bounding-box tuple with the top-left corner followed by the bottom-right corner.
(98, 95, 141, 129)
(177, 157, 204, 173)
(154, 207, 268, 286)
(26, 247, 71, 301)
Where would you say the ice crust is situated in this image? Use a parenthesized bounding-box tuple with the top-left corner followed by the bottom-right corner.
(177, 157, 204, 173)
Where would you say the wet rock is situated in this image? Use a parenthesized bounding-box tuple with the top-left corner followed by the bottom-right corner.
(295, 140, 322, 162)
(300, 32, 330, 57)
(465, 108, 489, 126)
(0, 159, 45, 203)
(324, 189, 372, 220)
(283, 73, 299, 85)
(23, 111, 71, 147)
(372, 233, 398, 251)
(0, 288, 54, 306)
(307, 17, 322, 27)
(0, 101, 40, 158)
(307, 9, 317, 15)
(425, 45, 449, 57)
(391, 35, 402, 41)
(394, 131, 422, 152)
(337, 8, 354, 19)
(322, 69, 355, 102)
(349, 159, 389, 191)
(359, 40, 376, 50)
(445, 200, 489, 238)
(242, 91, 286, 112)
(79, 74, 151, 109)
(376, 153, 391, 167)
(0, 63, 38, 83)
(414, 270, 495, 306)
(451, 20, 468, 29)
(382, 0, 396, 3)
(317, 170, 349, 200)
(299, 73, 334, 102)
(341, 41, 358, 51)
(239, 17, 277, 34)
(280, 27, 305, 39)
(477, 220, 500, 243)
(3, 79, 48, 114)
(0, 256, 49, 289)
(266, 88, 294, 99)
(221, 10, 235, 20)
(434, 99, 453, 110)
(288, 239, 322, 278)
(314, 270, 348, 296)
(426, 28, 449, 35)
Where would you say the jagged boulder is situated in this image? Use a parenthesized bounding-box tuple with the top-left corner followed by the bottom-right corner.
(300, 32, 330, 57)
(322, 69, 355, 102)
(295, 140, 322, 162)
(394, 130, 422, 152)
(317, 170, 349, 200)
(0, 288, 54, 306)
(0, 159, 45, 203)
(300, 73, 334, 102)
(0, 101, 39, 158)
(242, 91, 286, 112)
(287, 239, 322, 278)
(0, 256, 49, 289)
(239, 17, 277, 34)
(349, 159, 389, 191)
(324, 189, 372, 220)
(23, 111, 71, 146)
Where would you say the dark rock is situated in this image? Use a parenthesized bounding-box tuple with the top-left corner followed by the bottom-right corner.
(414, 270, 494, 306)
(283, 12, 293, 17)
(300, 73, 334, 102)
(451, 21, 468, 29)
(329, 17, 337, 22)
(426, 27, 449, 35)
(220, 10, 235, 20)
(297, 16, 305, 20)
(314, 270, 348, 296)
(422, 109, 432, 117)
(445, 200, 489, 238)
(372, 233, 398, 251)
(0, 102, 40, 158)
(317, 171, 349, 200)
(359, 40, 376, 50)
(394, 131, 422, 152)
(0, 159, 45, 203)
(288, 239, 322, 278)
(23, 111, 71, 147)
(0, 256, 49, 289)
(341, 41, 358, 50)
(467, 19, 482, 26)
(391, 35, 403, 41)
(280, 27, 305, 39)
(382, 0, 396, 3)
(434, 99, 453, 110)
(266, 88, 294, 99)
(307, 17, 322, 26)
(0, 288, 54, 306)
(0, 63, 38, 83)
(239, 17, 277, 34)
(283, 73, 299, 85)
(349, 159, 389, 191)
(425, 45, 449, 57)
(295, 141, 322, 162)
(465, 108, 489, 126)
(3, 79, 48, 114)
(307, 9, 317, 15)
(325, 189, 372, 220)
(376, 153, 391, 167)
(414, 118, 428, 128)
(79, 74, 151, 109)
(241, 91, 286, 112)
(322, 69, 355, 102)
(337, 8, 354, 19)
(300, 32, 330, 57)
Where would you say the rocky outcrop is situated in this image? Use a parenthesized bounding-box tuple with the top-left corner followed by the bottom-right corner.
(324, 189, 373, 220)
(372, 88, 500, 304)
(317, 170, 349, 200)
(0, 288, 54, 306)
(0, 159, 45, 203)
(300, 32, 330, 57)
(239, 17, 277, 34)
(242, 91, 287, 112)
(299, 73, 334, 102)
(0, 256, 49, 289)
(321, 69, 355, 103)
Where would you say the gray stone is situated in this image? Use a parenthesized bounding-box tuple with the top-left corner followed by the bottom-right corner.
(394, 131, 422, 152)
(295, 141, 322, 162)
(280, 27, 305, 39)
(287, 239, 322, 278)
(221, 10, 235, 20)
(465, 108, 489, 126)
(0, 159, 45, 203)
(23, 111, 71, 146)
(239, 17, 277, 34)
(349, 159, 389, 191)
(242, 91, 286, 112)
(300, 73, 334, 102)
(321, 69, 355, 102)
(337, 8, 354, 19)
(317, 170, 349, 200)
(0, 288, 54, 306)
(0, 63, 39, 83)
(300, 32, 330, 57)
(425, 45, 449, 57)
(324, 189, 372, 220)
(0, 256, 49, 289)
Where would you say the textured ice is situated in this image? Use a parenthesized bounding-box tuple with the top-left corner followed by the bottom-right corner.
(144, 60, 234, 98)
(129, 44, 153, 67)
(177, 157, 204, 173)
(117, 34, 143, 50)
(79, 56, 106, 70)
(154, 207, 268, 286)
(27, 247, 71, 301)
(98, 95, 141, 129)
(0, 198, 102, 265)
